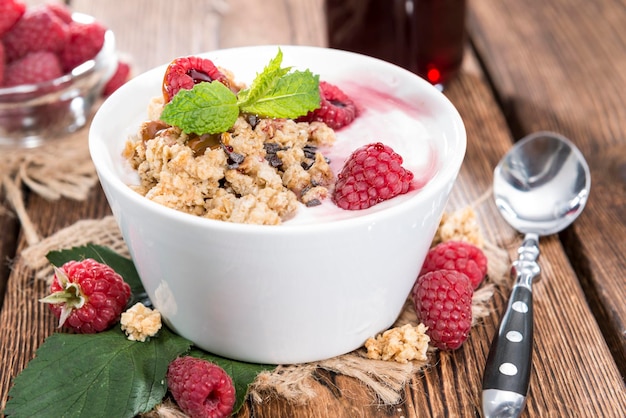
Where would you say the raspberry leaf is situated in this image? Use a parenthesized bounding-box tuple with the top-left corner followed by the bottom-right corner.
(4, 327, 192, 418)
(189, 349, 275, 415)
(160, 81, 239, 135)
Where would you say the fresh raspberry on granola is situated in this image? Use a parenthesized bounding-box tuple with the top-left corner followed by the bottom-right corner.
(297, 81, 357, 129)
(162, 56, 231, 102)
(420, 240, 488, 289)
(40, 258, 131, 334)
(3, 51, 63, 86)
(2, 6, 69, 62)
(59, 20, 106, 72)
(0, 0, 26, 37)
(412, 269, 473, 350)
(333, 142, 414, 210)
(167, 356, 236, 418)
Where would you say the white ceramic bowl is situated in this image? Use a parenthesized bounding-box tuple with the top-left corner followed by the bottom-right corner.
(89, 45, 466, 364)
(0, 13, 117, 148)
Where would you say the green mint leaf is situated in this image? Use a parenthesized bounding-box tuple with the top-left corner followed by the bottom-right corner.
(46, 244, 145, 305)
(237, 49, 291, 108)
(161, 82, 239, 134)
(188, 349, 275, 414)
(4, 327, 192, 418)
(239, 69, 320, 118)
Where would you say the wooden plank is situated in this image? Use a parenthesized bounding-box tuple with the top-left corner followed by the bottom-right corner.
(70, 0, 327, 74)
(468, 0, 626, 374)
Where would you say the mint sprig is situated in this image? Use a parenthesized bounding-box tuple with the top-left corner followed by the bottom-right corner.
(160, 49, 320, 135)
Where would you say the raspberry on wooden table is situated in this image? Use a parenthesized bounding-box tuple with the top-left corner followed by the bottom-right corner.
(103, 59, 131, 96)
(412, 269, 474, 350)
(40, 258, 131, 334)
(333, 142, 414, 210)
(297, 81, 358, 129)
(420, 240, 488, 289)
(167, 356, 236, 418)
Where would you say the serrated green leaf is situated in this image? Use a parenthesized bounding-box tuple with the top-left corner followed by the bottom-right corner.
(160, 82, 239, 134)
(240, 70, 320, 118)
(188, 349, 275, 414)
(4, 327, 192, 418)
(237, 49, 291, 108)
(46, 244, 145, 305)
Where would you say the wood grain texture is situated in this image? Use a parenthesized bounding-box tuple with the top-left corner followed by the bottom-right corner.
(468, 0, 626, 376)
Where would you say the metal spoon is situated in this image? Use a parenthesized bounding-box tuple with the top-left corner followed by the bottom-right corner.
(482, 131, 591, 418)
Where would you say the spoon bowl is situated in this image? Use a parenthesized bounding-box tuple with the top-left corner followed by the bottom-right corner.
(482, 131, 590, 418)
(493, 131, 590, 235)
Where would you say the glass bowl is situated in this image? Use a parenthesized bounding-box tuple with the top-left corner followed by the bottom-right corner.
(0, 13, 117, 148)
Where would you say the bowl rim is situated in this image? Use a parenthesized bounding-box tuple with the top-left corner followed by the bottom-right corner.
(90, 45, 466, 234)
(0, 12, 116, 97)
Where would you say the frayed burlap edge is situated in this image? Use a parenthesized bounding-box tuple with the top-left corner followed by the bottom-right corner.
(0, 126, 100, 247)
(18, 204, 510, 414)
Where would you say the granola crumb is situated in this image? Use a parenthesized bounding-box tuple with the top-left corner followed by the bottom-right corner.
(120, 302, 163, 342)
(364, 323, 430, 363)
(433, 206, 484, 248)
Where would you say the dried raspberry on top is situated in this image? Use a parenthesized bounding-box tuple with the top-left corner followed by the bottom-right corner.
(40, 258, 131, 334)
(162, 56, 231, 102)
(333, 142, 414, 210)
(167, 356, 236, 418)
(420, 240, 488, 289)
(59, 20, 107, 72)
(0, 0, 26, 37)
(297, 81, 358, 130)
(412, 269, 474, 350)
(2, 6, 69, 62)
(4, 51, 63, 86)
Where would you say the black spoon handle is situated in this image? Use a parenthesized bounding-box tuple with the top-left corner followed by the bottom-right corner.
(482, 233, 540, 418)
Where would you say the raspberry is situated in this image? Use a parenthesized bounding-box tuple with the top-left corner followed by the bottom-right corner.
(0, 42, 5, 86)
(297, 81, 357, 129)
(0, 0, 26, 37)
(162, 56, 231, 102)
(412, 270, 473, 350)
(102, 59, 131, 96)
(333, 142, 414, 210)
(420, 241, 488, 289)
(43, 2, 73, 24)
(59, 20, 106, 72)
(3, 51, 63, 86)
(40, 258, 131, 334)
(167, 357, 236, 418)
(2, 6, 69, 62)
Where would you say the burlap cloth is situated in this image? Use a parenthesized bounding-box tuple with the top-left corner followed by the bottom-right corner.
(17, 206, 509, 414)
(2, 123, 510, 412)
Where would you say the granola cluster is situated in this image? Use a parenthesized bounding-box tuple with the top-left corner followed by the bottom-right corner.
(124, 98, 336, 225)
(120, 302, 163, 342)
(364, 323, 430, 363)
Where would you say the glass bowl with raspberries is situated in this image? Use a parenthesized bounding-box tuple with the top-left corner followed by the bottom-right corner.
(90, 45, 467, 364)
(0, 1, 122, 148)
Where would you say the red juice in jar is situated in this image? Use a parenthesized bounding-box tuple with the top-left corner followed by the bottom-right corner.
(408, 0, 466, 86)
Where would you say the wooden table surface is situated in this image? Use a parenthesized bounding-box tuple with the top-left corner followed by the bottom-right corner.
(1, 0, 625, 417)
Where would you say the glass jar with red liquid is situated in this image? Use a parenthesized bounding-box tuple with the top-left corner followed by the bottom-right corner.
(326, 0, 466, 88)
